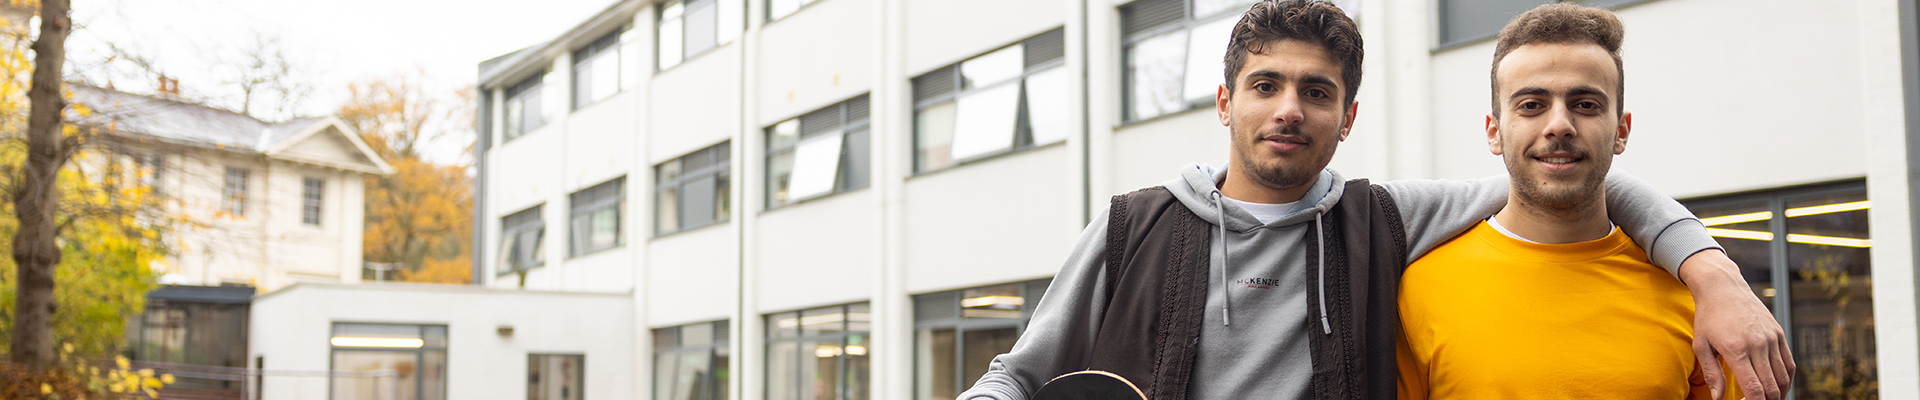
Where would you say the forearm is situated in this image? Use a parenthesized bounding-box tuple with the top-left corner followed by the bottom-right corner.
(1604, 170, 1721, 276)
(962, 216, 1114, 399)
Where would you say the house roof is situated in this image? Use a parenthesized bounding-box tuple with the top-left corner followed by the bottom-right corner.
(69, 84, 394, 175)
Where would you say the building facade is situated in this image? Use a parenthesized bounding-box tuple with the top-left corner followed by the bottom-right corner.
(468, 0, 1918, 399)
(71, 85, 393, 292)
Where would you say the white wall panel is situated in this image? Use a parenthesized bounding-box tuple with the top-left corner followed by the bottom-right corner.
(903, 146, 1078, 294)
(903, 0, 1066, 75)
(754, 191, 875, 311)
(650, 45, 744, 162)
(647, 226, 736, 326)
(1109, 110, 1228, 194)
(756, 0, 875, 126)
(251, 284, 634, 400)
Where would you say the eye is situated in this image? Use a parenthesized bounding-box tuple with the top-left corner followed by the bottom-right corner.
(1305, 88, 1328, 100)
(1518, 101, 1545, 111)
(1574, 100, 1601, 111)
(1253, 82, 1276, 93)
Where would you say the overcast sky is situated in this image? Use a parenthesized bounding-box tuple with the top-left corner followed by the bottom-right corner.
(71, 0, 620, 164)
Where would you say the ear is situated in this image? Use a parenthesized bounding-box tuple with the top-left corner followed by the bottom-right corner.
(1338, 100, 1358, 141)
(1486, 113, 1502, 155)
(1216, 83, 1232, 127)
(1614, 111, 1632, 155)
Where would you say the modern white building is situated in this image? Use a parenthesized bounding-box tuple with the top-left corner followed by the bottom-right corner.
(257, 0, 1920, 398)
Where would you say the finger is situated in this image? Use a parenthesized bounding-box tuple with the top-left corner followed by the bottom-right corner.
(1745, 341, 1782, 400)
(1721, 344, 1769, 400)
(1768, 338, 1791, 395)
(1779, 330, 1797, 380)
(1694, 338, 1725, 399)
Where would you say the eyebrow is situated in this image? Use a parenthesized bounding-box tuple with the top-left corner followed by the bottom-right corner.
(1243, 70, 1340, 89)
(1507, 85, 1611, 102)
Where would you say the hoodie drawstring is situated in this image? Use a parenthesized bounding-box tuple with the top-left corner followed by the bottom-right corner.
(1211, 190, 1231, 326)
(1315, 212, 1331, 335)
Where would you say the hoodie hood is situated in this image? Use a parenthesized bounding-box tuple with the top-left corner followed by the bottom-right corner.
(1162, 163, 1346, 232)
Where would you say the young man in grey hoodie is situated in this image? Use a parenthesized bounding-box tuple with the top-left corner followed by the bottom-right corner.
(959, 1, 1790, 399)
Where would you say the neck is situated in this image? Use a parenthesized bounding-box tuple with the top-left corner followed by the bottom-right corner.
(1219, 167, 1314, 204)
(1491, 193, 1611, 244)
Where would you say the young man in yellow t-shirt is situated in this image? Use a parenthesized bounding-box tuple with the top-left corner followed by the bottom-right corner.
(1395, 4, 1743, 399)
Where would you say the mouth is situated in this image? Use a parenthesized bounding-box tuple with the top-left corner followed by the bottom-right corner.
(1260, 134, 1309, 152)
(1530, 152, 1584, 171)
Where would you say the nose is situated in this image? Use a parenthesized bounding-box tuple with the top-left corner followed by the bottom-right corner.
(1544, 103, 1577, 139)
(1272, 90, 1305, 126)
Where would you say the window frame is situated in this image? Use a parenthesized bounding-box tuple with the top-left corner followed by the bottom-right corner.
(1118, 0, 1253, 123)
(654, 142, 733, 237)
(223, 166, 249, 217)
(910, 27, 1069, 174)
(571, 28, 632, 112)
(1681, 179, 1873, 397)
(302, 176, 325, 226)
(652, 320, 731, 400)
(568, 176, 627, 257)
(503, 72, 549, 142)
(327, 323, 449, 400)
(499, 205, 547, 275)
(910, 280, 1050, 399)
(528, 353, 587, 400)
(657, 0, 745, 73)
(765, 303, 871, 400)
(765, 0, 821, 22)
(765, 94, 871, 210)
(1432, 0, 1659, 51)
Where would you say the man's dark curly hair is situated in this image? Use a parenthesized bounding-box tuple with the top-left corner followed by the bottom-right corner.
(1223, 0, 1363, 107)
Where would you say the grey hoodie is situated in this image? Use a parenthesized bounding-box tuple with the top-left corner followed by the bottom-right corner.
(959, 164, 1719, 400)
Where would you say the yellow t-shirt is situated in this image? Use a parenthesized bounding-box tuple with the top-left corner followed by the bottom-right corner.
(1396, 221, 1734, 400)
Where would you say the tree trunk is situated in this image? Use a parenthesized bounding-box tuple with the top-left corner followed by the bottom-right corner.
(10, 0, 71, 367)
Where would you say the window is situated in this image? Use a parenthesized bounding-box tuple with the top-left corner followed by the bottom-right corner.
(767, 303, 870, 400)
(302, 177, 324, 226)
(1118, 0, 1255, 121)
(656, 142, 731, 236)
(223, 167, 249, 217)
(912, 28, 1068, 173)
(500, 205, 546, 273)
(329, 323, 448, 400)
(505, 72, 558, 141)
(572, 28, 640, 110)
(766, 0, 820, 21)
(569, 177, 625, 256)
(1435, 0, 1647, 49)
(529, 354, 586, 400)
(134, 153, 165, 196)
(654, 321, 731, 400)
(767, 95, 870, 208)
(912, 280, 1050, 400)
(658, 0, 744, 71)
(1684, 180, 1874, 398)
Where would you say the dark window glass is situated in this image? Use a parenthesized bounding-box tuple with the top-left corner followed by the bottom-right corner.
(913, 28, 1069, 173)
(657, 142, 732, 235)
(303, 177, 324, 226)
(501, 205, 547, 273)
(766, 94, 872, 208)
(529, 354, 586, 400)
(1684, 181, 1875, 398)
(653, 321, 730, 400)
(767, 303, 871, 400)
(329, 323, 449, 400)
(569, 177, 626, 256)
(911, 279, 1049, 400)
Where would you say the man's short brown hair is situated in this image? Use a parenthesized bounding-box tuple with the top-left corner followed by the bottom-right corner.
(1224, 0, 1363, 106)
(1490, 3, 1626, 117)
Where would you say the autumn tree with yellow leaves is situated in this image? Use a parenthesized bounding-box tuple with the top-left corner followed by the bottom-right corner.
(338, 72, 474, 284)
